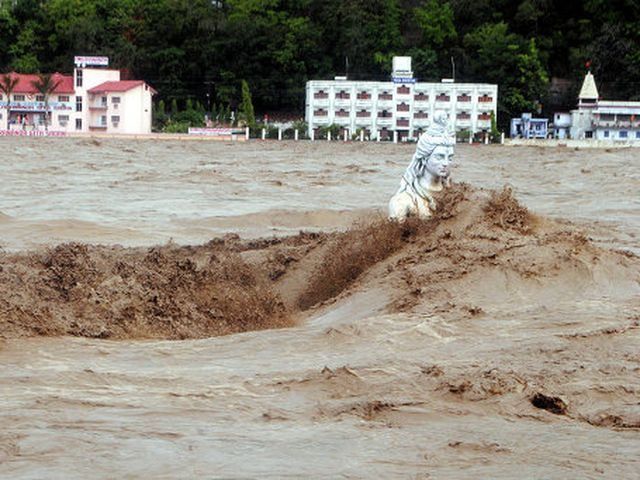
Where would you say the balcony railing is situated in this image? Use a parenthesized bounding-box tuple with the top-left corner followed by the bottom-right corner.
(593, 120, 640, 128)
(334, 98, 351, 106)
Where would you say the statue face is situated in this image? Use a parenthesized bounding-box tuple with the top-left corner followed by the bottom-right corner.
(426, 145, 453, 178)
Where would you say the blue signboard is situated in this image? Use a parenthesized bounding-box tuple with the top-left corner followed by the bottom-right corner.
(392, 77, 416, 84)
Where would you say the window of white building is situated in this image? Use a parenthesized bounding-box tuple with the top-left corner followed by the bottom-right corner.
(100, 115, 107, 126)
(58, 115, 69, 126)
(76, 96, 83, 112)
(76, 69, 83, 87)
(604, 130, 609, 138)
(76, 118, 82, 130)
(636, 131, 640, 139)
(112, 97, 121, 109)
(619, 131, 628, 138)
(58, 95, 70, 102)
(14, 95, 25, 101)
(36, 95, 45, 102)
(111, 115, 120, 127)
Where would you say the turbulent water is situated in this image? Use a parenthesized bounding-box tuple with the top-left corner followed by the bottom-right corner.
(1, 137, 639, 479)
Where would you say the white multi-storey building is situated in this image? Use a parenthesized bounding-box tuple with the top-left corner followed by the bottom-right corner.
(568, 71, 640, 141)
(0, 56, 155, 135)
(305, 56, 497, 140)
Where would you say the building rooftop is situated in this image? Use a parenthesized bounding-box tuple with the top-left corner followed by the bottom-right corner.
(88, 80, 155, 94)
(4, 72, 75, 94)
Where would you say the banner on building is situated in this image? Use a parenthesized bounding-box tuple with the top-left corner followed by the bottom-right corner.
(0, 101, 73, 111)
(0, 130, 67, 137)
(188, 127, 245, 136)
(74, 56, 109, 67)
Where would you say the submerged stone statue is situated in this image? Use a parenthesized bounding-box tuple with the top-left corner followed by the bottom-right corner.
(388, 110, 455, 220)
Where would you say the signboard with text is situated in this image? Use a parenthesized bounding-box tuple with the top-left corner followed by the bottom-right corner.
(0, 130, 66, 137)
(0, 101, 73, 111)
(392, 77, 417, 84)
(74, 56, 109, 67)
(188, 127, 245, 136)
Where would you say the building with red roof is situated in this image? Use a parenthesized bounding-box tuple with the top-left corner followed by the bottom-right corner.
(0, 57, 155, 135)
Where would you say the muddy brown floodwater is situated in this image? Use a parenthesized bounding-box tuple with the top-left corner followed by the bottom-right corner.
(1, 137, 639, 479)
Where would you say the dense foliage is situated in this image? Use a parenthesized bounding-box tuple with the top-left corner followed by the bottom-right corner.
(0, 0, 637, 127)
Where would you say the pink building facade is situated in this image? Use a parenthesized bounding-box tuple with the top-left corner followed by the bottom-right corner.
(0, 57, 155, 135)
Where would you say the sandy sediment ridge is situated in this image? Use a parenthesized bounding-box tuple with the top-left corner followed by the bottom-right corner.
(1, 184, 637, 341)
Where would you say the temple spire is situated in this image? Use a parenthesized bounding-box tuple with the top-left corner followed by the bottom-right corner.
(579, 71, 599, 102)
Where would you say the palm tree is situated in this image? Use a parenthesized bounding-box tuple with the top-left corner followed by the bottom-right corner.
(0, 73, 19, 130)
(31, 73, 61, 131)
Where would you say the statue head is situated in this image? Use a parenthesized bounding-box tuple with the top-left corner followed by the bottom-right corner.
(425, 144, 454, 178)
(432, 110, 449, 129)
(415, 112, 455, 180)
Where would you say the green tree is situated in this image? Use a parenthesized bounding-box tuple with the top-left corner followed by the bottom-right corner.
(9, 20, 40, 72)
(464, 22, 548, 127)
(31, 73, 62, 130)
(414, 0, 457, 48)
(0, 73, 18, 126)
(238, 79, 255, 128)
(153, 99, 168, 131)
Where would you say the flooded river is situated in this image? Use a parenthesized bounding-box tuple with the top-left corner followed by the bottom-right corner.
(1, 138, 639, 478)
